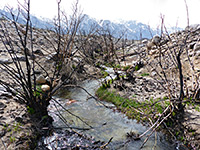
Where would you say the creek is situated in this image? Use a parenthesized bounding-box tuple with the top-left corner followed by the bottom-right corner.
(38, 68, 185, 150)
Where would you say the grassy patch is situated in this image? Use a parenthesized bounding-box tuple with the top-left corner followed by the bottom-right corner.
(95, 86, 169, 122)
(140, 73, 149, 77)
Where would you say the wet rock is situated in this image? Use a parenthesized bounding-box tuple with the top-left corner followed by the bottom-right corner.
(38, 129, 105, 150)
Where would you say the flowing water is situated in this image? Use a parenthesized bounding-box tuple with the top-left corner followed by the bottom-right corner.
(39, 68, 186, 150)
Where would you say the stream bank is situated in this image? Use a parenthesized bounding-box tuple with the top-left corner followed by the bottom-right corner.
(37, 79, 185, 150)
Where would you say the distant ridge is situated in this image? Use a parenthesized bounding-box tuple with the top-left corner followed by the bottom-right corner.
(0, 9, 182, 40)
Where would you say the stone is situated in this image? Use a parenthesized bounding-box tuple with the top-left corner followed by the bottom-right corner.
(34, 70, 42, 75)
(146, 41, 155, 50)
(151, 71, 157, 76)
(0, 58, 12, 64)
(34, 49, 44, 56)
(45, 76, 51, 83)
(149, 49, 157, 55)
(36, 75, 46, 84)
(0, 102, 6, 109)
(0, 91, 12, 97)
(13, 55, 26, 62)
(142, 39, 148, 44)
(38, 38, 45, 45)
(195, 50, 200, 56)
(188, 42, 196, 49)
(15, 117, 23, 123)
(0, 85, 6, 92)
(41, 84, 50, 92)
(194, 42, 200, 51)
(16, 56, 26, 61)
(146, 35, 161, 51)
(152, 35, 161, 45)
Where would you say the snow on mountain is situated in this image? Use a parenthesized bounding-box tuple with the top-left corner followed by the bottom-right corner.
(80, 15, 157, 39)
(0, 9, 182, 40)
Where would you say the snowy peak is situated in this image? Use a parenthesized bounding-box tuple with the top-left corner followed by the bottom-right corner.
(80, 15, 157, 39)
(0, 9, 182, 40)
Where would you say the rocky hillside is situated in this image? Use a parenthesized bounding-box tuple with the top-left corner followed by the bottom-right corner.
(108, 24, 200, 149)
(0, 19, 103, 149)
(0, 9, 199, 148)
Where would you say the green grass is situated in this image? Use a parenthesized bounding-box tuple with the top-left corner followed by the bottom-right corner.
(123, 65, 131, 71)
(27, 106, 35, 114)
(101, 70, 109, 78)
(140, 73, 150, 77)
(9, 136, 16, 143)
(115, 64, 121, 69)
(96, 86, 170, 122)
(135, 65, 139, 71)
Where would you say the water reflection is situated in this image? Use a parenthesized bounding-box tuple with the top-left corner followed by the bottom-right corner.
(44, 79, 179, 150)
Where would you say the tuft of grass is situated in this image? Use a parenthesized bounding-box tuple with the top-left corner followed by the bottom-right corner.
(135, 65, 139, 71)
(140, 73, 149, 77)
(9, 137, 16, 143)
(101, 71, 109, 78)
(123, 65, 131, 71)
(115, 64, 121, 69)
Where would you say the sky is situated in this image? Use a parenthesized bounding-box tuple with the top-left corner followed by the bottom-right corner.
(1, 0, 200, 29)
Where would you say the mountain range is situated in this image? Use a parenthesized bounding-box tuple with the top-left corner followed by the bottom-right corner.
(0, 9, 182, 40)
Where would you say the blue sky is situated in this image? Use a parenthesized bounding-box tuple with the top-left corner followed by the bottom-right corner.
(1, 0, 200, 28)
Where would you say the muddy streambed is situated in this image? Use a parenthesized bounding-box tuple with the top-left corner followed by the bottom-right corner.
(37, 68, 186, 150)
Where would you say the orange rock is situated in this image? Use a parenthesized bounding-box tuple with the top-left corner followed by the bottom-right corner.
(66, 99, 77, 105)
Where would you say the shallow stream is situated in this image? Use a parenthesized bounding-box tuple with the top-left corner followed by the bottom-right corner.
(38, 67, 186, 149)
